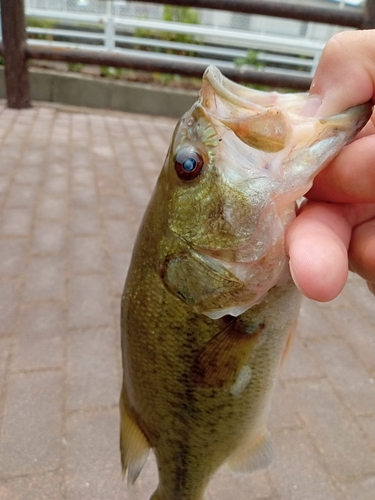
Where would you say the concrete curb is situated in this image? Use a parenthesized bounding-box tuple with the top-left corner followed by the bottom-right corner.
(0, 67, 198, 118)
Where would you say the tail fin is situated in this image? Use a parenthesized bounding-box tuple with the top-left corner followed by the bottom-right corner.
(149, 488, 208, 500)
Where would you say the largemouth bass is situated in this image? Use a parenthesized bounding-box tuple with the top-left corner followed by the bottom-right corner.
(120, 66, 371, 500)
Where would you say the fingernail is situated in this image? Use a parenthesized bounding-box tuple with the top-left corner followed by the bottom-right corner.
(300, 95, 323, 117)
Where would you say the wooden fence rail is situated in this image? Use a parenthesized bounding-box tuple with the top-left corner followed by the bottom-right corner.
(1, 0, 375, 108)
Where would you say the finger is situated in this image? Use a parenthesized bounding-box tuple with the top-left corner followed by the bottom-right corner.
(303, 30, 375, 116)
(286, 201, 375, 300)
(349, 218, 375, 281)
(307, 134, 375, 202)
(286, 202, 351, 301)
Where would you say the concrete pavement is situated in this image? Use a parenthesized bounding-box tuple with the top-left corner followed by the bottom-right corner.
(0, 100, 374, 500)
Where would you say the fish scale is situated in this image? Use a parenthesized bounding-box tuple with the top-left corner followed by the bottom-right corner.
(120, 66, 372, 500)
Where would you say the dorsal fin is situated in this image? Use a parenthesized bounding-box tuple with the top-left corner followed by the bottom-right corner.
(119, 385, 151, 485)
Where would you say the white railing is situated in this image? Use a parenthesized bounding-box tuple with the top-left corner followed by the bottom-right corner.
(22, 1, 353, 78)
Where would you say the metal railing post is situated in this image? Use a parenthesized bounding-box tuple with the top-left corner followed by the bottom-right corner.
(0, 0, 31, 108)
(362, 0, 375, 28)
(104, 0, 115, 52)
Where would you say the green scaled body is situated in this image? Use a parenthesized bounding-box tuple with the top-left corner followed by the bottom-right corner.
(120, 66, 372, 500)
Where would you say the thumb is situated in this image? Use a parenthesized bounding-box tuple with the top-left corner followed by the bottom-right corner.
(303, 30, 375, 116)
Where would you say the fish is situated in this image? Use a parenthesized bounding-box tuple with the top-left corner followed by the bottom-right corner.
(120, 66, 371, 500)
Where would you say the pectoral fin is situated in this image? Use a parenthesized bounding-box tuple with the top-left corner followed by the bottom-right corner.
(227, 429, 274, 474)
(120, 385, 150, 485)
(191, 318, 265, 388)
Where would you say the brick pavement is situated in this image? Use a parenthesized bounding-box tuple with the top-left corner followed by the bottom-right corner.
(0, 100, 374, 500)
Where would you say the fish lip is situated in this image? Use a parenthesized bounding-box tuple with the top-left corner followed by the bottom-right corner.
(202, 65, 260, 110)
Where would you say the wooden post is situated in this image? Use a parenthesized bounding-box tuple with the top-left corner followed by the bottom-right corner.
(0, 0, 31, 108)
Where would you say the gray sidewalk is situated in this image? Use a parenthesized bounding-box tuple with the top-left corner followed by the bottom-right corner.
(0, 100, 374, 500)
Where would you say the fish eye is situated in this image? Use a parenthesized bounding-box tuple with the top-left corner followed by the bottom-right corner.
(174, 149, 204, 181)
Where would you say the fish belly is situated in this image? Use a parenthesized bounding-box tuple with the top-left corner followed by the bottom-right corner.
(121, 236, 301, 500)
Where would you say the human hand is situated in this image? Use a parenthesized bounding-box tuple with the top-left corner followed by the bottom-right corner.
(285, 30, 375, 300)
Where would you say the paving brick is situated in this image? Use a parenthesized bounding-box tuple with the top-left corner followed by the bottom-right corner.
(0, 336, 10, 391)
(70, 208, 101, 235)
(297, 298, 337, 339)
(268, 381, 300, 431)
(69, 235, 106, 274)
(91, 144, 114, 163)
(46, 139, 68, 157)
(343, 476, 375, 500)
(6, 184, 38, 209)
(70, 185, 98, 209)
(108, 252, 129, 297)
(0, 278, 21, 336)
(290, 379, 375, 479)
(65, 408, 125, 500)
(68, 274, 112, 329)
(0, 158, 18, 176)
(104, 219, 137, 253)
(20, 149, 46, 168)
(43, 175, 69, 196)
(0, 208, 33, 236)
(96, 175, 125, 198)
(66, 327, 121, 411)
(0, 471, 63, 500)
(343, 274, 375, 328)
(0, 238, 28, 276)
(44, 158, 67, 176)
(325, 304, 375, 372)
(0, 371, 62, 476)
(14, 166, 43, 185)
(32, 220, 66, 255)
(23, 256, 65, 302)
(280, 336, 321, 381)
(100, 195, 128, 219)
(71, 167, 95, 187)
(357, 414, 375, 442)
(209, 466, 273, 500)
(269, 428, 341, 500)
(308, 336, 375, 415)
(12, 302, 64, 372)
(0, 176, 10, 196)
(37, 196, 68, 220)
(94, 162, 119, 181)
(0, 145, 23, 163)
